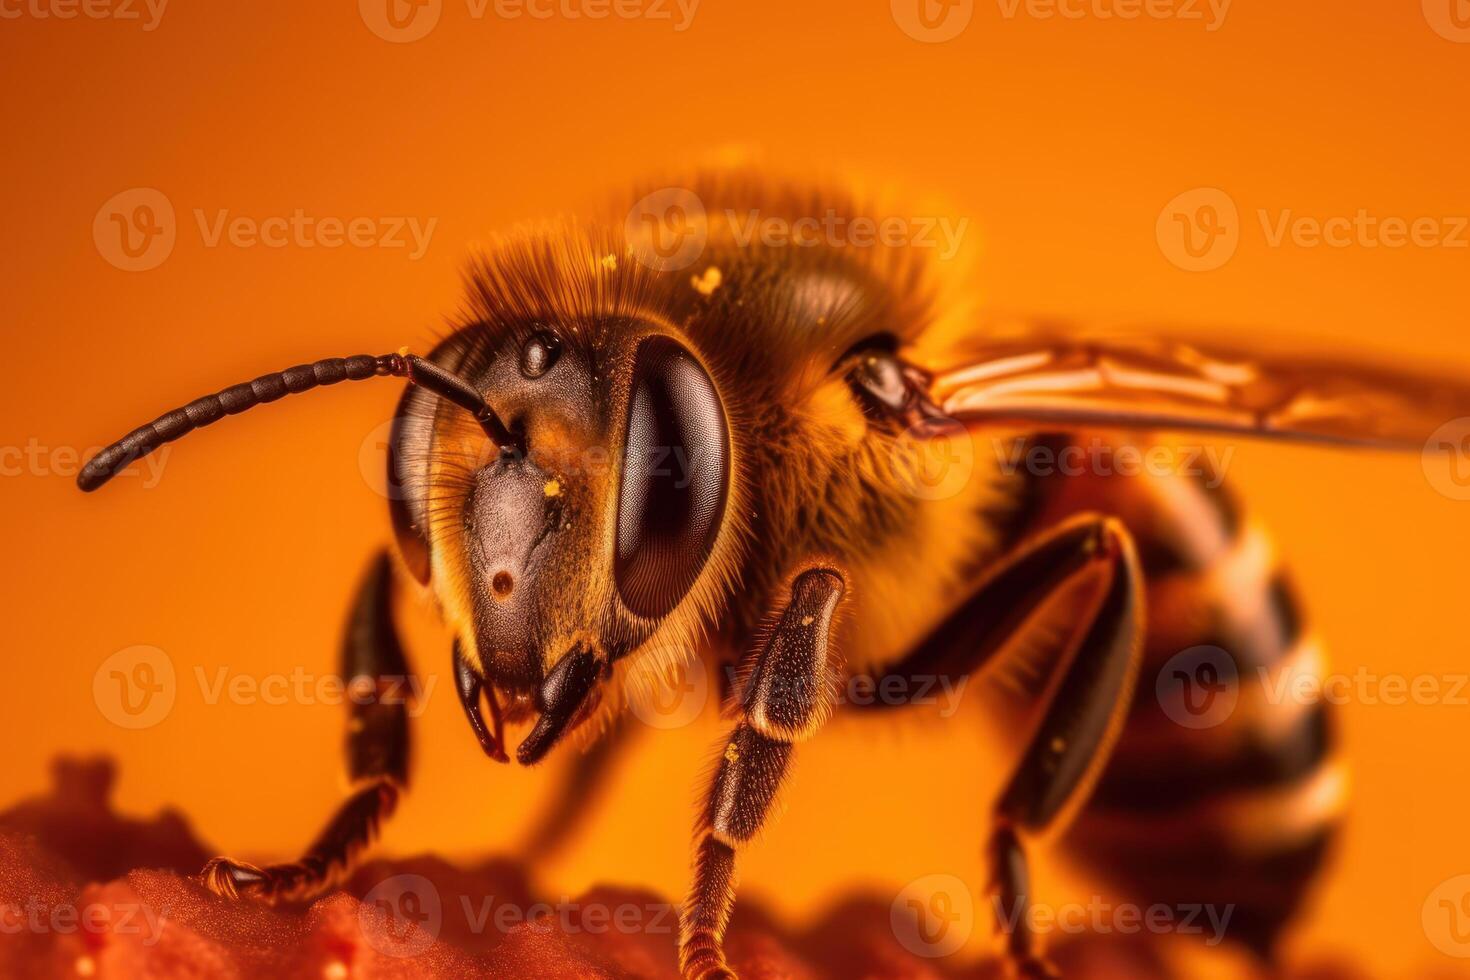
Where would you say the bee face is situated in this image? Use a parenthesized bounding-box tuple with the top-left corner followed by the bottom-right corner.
(425, 316, 731, 744)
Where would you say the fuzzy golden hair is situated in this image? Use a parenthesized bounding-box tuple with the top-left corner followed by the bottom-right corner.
(411, 169, 1020, 742)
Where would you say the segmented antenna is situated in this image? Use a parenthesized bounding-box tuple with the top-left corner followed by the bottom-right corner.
(77, 351, 515, 492)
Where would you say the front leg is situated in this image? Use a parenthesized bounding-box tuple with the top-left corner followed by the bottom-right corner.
(201, 551, 411, 903)
(680, 566, 846, 980)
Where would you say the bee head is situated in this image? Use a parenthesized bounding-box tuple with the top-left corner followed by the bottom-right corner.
(77, 313, 733, 768)
(397, 319, 732, 764)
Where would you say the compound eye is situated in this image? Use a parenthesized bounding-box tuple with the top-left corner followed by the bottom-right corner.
(614, 337, 729, 619)
(520, 331, 562, 379)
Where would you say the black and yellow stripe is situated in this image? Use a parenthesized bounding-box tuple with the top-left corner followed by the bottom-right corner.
(1021, 435, 1344, 959)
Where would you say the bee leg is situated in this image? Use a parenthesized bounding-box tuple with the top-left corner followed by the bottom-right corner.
(680, 567, 847, 980)
(200, 551, 411, 904)
(977, 517, 1144, 979)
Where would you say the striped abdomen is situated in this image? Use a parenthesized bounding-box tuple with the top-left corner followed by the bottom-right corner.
(1019, 433, 1344, 959)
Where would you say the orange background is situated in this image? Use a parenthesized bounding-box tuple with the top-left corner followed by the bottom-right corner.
(3, 1, 1470, 975)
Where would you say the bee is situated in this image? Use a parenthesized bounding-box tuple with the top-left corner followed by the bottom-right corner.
(77, 171, 1470, 979)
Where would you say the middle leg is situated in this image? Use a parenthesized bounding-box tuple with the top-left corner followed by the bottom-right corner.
(863, 514, 1145, 978)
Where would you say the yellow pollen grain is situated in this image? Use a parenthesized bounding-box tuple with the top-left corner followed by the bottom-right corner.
(724, 742, 740, 764)
(543, 479, 562, 498)
(800, 615, 814, 627)
(691, 266, 722, 296)
(600, 253, 618, 271)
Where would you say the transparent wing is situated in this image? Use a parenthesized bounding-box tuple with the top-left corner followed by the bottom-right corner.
(928, 319, 1470, 451)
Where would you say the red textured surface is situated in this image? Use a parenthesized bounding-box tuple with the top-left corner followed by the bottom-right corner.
(0, 757, 1393, 979)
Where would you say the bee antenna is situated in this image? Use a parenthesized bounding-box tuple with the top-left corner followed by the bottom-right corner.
(77, 351, 516, 492)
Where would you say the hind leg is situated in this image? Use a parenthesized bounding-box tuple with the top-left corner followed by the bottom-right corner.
(869, 515, 1145, 978)
(201, 551, 412, 903)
